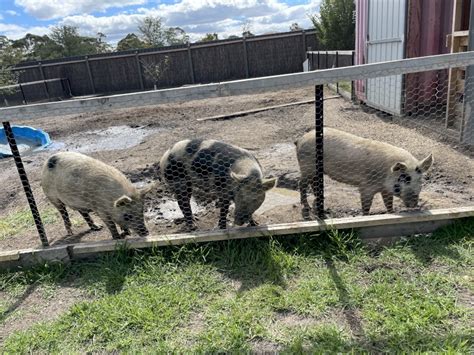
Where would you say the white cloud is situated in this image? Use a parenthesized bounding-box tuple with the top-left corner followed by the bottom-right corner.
(0, 23, 51, 39)
(61, 0, 320, 44)
(7, 0, 320, 45)
(14, 0, 148, 20)
(6, 10, 20, 16)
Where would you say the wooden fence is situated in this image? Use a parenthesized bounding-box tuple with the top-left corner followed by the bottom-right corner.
(13, 30, 318, 97)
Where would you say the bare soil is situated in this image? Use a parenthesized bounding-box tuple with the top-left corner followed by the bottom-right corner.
(1, 86, 473, 251)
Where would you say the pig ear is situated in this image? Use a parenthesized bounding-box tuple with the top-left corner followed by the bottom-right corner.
(139, 182, 156, 197)
(230, 171, 247, 182)
(419, 153, 433, 172)
(262, 177, 277, 191)
(391, 162, 407, 173)
(114, 195, 133, 208)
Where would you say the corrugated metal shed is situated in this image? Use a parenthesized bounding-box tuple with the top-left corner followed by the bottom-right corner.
(355, 0, 459, 115)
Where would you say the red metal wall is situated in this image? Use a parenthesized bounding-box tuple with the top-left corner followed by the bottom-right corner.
(405, 0, 454, 114)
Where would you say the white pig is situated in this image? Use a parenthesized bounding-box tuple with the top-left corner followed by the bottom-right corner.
(41, 151, 152, 239)
(295, 128, 433, 217)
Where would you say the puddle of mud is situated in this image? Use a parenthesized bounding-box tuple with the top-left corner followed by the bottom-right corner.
(256, 187, 300, 215)
(51, 125, 163, 153)
(146, 196, 205, 223)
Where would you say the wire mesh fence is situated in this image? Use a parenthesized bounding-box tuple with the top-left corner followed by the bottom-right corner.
(0, 52, 473, 252)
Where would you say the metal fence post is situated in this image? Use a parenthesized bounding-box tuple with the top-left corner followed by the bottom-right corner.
(314, 85, 325, 219)
(351, 51, 356, 102)
(336, 51, 339, 94)
(307, 47, 312, 70)
(2, 122, 49, 247)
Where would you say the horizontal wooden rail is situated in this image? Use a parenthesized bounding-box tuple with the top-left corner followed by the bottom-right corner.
(1, 206, 472, 269)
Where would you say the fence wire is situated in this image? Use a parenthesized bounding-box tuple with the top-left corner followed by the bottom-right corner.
(0, 53, 473, 251)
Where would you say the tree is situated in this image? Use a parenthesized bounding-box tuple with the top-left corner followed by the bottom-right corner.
(116, 33, 146, 51)
(0, 36, 23, 89)
(242, 22, 254, 38)
(227, 35, 240, 40)
(138, 16, 188, 48)
(290, 23, 303, 32)
(310, 0, 355, 50)
(141, 56, 170, 90)
(200, 33, 219, 42)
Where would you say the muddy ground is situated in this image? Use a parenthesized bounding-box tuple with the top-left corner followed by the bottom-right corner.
(1, 86, 473, 251)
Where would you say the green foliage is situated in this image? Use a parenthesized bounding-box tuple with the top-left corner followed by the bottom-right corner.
(2, 26, 112, 63)
(290, 23, 303, 32)
(140, 55, 170, 89)
(116, 33, 146, 51)
(0, 35, 23, 88)
(1, 220, 473, 353)
(311, 0, 355, 50)
(200, 33, 219, 42)
(137, 16, 188, 48)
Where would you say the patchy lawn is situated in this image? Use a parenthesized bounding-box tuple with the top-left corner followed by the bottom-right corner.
(1, 219, 473, 352)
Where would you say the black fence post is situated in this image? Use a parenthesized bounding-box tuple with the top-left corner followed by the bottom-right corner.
(307, 46, 312, 70)
(84, 56, 96, 95)
(43, 79, 51, 101)
(242, 36, 250, 78)
(336, 51, 339, 94)
(135, 51, 145, 90)
(19, 84, 27, 104)
(2, 122, 49, 247)
(187, 42, 195, 84)
(314, 85, 325, 219)
(350, 51, 355, 101)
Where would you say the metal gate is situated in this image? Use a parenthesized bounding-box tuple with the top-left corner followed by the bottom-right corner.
(366, 0, 406, 115)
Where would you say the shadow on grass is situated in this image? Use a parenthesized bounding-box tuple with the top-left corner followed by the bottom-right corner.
(324, 258, 365, 337)
(0, 283, 38, 323)
(401, 218, 473, 265)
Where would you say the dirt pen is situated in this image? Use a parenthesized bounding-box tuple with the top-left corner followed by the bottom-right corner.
(1, 52, 473, 265)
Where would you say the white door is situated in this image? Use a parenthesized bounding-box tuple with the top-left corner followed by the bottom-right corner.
(366, 0, 406, 115)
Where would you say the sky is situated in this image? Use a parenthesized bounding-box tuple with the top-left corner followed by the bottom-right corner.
(0, 0, 321, 45)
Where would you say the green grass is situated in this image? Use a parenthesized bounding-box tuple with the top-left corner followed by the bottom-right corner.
(1, 219, 473, 353)
(0, 207, 85, 240)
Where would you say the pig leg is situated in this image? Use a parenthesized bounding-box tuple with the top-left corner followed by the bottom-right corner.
(53, 201, 73, 236)
(101, 215, 122, 239)
(381, 190, 394, 213)
(299, 175, 311, 220)
(175, 184, 197, 231)
(78, 210, 102, 231)
(359, 188, 375, 215)
(216, 197, 230, 229)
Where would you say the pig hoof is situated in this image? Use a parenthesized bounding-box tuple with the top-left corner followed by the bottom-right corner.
(302, 208, 311, 221)
(185, 222, 198, 232)
(248, 220, 259, 227)
(90, 224, 102, 231)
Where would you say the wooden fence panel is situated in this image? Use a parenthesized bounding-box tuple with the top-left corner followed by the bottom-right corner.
(13, 30, 318, 97)
(90, 56, 141, 93)
(192, 42, 246, 83)
(139, 50, 191, 89)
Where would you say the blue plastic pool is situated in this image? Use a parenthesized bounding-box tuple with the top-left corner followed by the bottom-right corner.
(0, 125, 52, 158)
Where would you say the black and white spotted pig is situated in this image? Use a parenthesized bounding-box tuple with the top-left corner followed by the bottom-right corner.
(295, 128, 433, 217)
(159, 139, 277, 230)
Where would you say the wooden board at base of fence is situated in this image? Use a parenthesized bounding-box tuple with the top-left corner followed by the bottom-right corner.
(0, 206, 473, 270)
